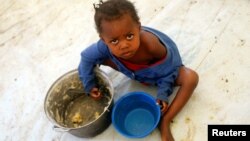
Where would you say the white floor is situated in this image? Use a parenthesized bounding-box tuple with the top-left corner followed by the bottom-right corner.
(1, 0, 250, 141)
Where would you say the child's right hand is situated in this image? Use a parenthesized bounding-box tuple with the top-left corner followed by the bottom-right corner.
(90, 87, 102, 100)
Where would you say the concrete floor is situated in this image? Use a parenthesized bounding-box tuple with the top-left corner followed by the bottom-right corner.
(0, 0, 249, 141)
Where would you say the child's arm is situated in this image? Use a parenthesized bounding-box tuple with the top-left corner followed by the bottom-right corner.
(78, 40, 110, 95)
(155, 67, 180, 113)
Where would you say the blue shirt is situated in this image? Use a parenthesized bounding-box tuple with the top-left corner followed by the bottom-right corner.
(78, 26, 182, 102)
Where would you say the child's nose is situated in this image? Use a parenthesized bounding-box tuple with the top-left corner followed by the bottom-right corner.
(119, 41, 129, 50)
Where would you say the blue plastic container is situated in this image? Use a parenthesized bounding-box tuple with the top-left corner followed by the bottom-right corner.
(112, 91, 161, 138)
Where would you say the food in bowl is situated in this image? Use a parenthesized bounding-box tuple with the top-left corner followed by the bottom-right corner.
(64, 92, 109, 128)
(72, 112, 83, 124)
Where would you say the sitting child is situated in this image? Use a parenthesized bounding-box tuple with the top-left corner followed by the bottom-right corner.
(78, 0, 199, 141)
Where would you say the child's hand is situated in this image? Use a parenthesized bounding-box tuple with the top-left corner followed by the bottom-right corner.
(90, 87, 102, 100)
(157, 99, 168, 114)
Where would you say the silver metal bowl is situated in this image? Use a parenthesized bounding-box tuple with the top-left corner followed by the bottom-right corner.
(44, 68, 114, 137)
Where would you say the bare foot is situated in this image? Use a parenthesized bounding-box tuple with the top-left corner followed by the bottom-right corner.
(160, 120, 174, 141)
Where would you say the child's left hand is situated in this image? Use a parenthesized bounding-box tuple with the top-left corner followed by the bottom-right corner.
(157, 99, 168, 114)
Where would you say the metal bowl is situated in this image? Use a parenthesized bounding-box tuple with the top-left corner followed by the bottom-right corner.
(44, 68, 114, 137)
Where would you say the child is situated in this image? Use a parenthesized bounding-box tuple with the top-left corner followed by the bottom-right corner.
(78, 0, 199, 141)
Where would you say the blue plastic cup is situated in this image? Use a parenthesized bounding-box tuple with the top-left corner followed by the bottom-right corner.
(112, 91, 161, 138)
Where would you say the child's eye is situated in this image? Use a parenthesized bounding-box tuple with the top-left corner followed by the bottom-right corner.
(110, 39, 119, 45)
(127, 34, 134, 40)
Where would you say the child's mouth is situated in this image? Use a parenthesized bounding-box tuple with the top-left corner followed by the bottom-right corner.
(122, 51, 133, 58)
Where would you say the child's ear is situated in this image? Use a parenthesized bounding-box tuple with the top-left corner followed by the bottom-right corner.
(99, 35, 107, 44)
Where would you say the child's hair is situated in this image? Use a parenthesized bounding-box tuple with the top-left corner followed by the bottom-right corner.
(93, 0, 140, 33)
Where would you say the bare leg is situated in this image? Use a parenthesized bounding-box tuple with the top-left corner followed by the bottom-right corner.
(160, 66, 199, 141)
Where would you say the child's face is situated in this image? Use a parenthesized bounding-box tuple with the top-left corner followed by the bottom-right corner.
(99, 14, 141, 60)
